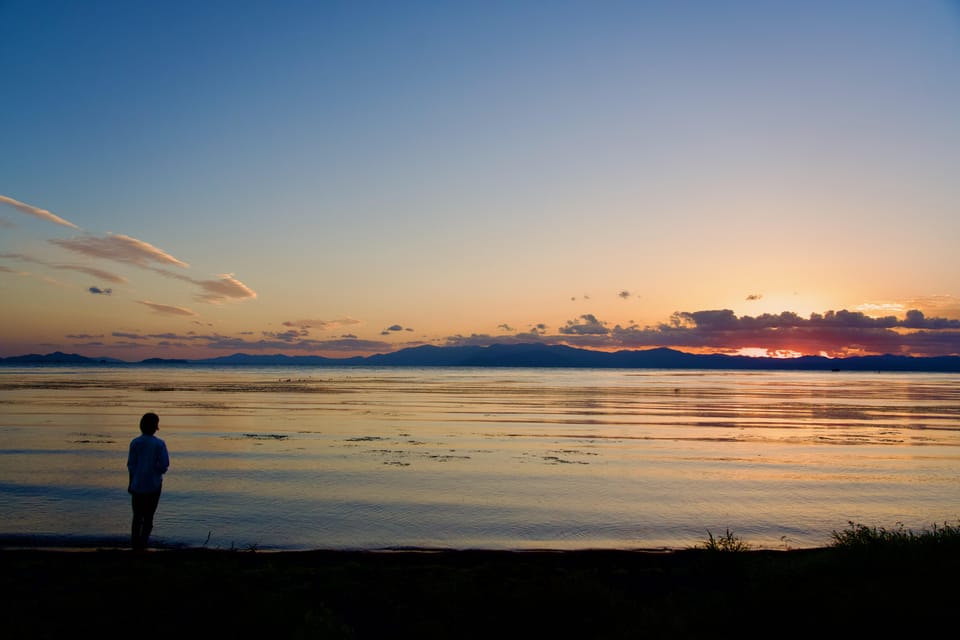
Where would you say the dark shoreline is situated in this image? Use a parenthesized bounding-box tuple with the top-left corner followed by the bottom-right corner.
(2, 542, 956, 638)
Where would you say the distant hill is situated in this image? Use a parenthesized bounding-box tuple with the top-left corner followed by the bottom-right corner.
(1, 344, 959, 372)
(0, 351, 126, 365)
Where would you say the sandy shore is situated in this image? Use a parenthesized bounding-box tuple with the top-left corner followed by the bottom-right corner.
(1, 543, 956, 638)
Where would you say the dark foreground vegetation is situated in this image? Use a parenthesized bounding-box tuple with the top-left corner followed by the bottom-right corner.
(2, 523, 958, 639)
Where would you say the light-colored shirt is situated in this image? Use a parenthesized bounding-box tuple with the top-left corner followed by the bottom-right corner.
(127, 434, 170, 494)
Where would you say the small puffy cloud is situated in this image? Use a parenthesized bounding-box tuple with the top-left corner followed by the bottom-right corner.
(559, 314, 609, 335)
(381, 324, 409, 335)
(194, 273, 257, 303)
(88, 286, 112, 295)
(137, 300, 197, 316)
(618, 290, 631, 299)
(262, 329, 308, 343)
(498, 323, 514, 332)
(746, 293, 762, 301)
(51, 233, 188, 269)
(0, 194, 80, 229)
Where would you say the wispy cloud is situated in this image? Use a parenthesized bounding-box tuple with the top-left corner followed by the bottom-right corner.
(51, 233, 188, 268)
(113, 331, 148, 340)
(47, 234, 255, 303)
(0, 252, 129, 284)
(282, 317, 361, 331)
(194, 274, 257, 303)
(202, 335, 392, 353)
(137, 300, 197, 316)
(61, 265, 128, 284)
(144, 266, 257, 304)
(88, 287, 112, 295)
(0, 194, 80, 229)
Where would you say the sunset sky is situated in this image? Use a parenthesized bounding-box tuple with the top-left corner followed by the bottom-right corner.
(2, 1, 959, 360)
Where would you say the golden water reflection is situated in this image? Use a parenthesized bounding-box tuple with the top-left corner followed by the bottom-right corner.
(1, 367, 958, 550)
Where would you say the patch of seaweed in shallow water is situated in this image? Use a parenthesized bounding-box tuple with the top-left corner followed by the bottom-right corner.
(428, 454, 472, 462)
(542, 455, 589, 465)
(241, 433, 289, 441)
(70, 432, 115, 444)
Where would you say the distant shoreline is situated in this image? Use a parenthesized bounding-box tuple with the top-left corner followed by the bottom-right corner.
(3, 343, 959, 371)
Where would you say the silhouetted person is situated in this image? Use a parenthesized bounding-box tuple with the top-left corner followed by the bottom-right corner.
(127, 412, 169, 550)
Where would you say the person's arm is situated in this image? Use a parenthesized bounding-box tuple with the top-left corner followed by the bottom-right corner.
(158, 441, 170, 474)
(127, 442, 136, 492)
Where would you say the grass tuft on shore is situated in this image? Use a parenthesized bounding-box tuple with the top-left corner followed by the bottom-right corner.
(829, 520, 960, 551)
(700, 528, 751, 552)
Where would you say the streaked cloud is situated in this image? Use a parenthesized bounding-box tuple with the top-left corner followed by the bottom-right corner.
(20, 227, 254, 304)
(202, 335, 392, 353)
(0, 252, 129, 284)
(61, 265, 128, 284)
(51, 233, 188, 268)
(145, 267, 257, 304)
(88, 287, 112, 295)
(113, 331, 148, 340)
(0, 194, 80, 229)
(194, 273, 257, 303)
(282, 317, 361, 331)
(137, 300, 197, 316)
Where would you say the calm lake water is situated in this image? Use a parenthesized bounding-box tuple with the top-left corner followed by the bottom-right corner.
(1, 366, 958, 550)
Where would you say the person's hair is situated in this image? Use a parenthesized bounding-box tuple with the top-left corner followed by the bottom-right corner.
(139, 412, 160, 435)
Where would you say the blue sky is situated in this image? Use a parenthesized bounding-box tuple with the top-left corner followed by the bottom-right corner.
(2, 1, 959, 358)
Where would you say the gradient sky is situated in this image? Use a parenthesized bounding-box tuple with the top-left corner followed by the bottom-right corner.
(2, 0, 959, 359)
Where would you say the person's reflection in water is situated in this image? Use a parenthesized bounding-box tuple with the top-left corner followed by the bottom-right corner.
(127, 412, 170, 551)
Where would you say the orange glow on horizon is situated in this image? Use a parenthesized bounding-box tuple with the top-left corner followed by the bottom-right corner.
(734, 348, 804, 359)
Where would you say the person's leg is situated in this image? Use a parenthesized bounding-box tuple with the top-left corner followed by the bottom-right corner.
(138, 491, 162, 548)
(131, 493, 146, 550)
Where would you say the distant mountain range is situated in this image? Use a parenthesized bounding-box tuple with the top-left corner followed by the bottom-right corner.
(2, 344, 959, 372)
